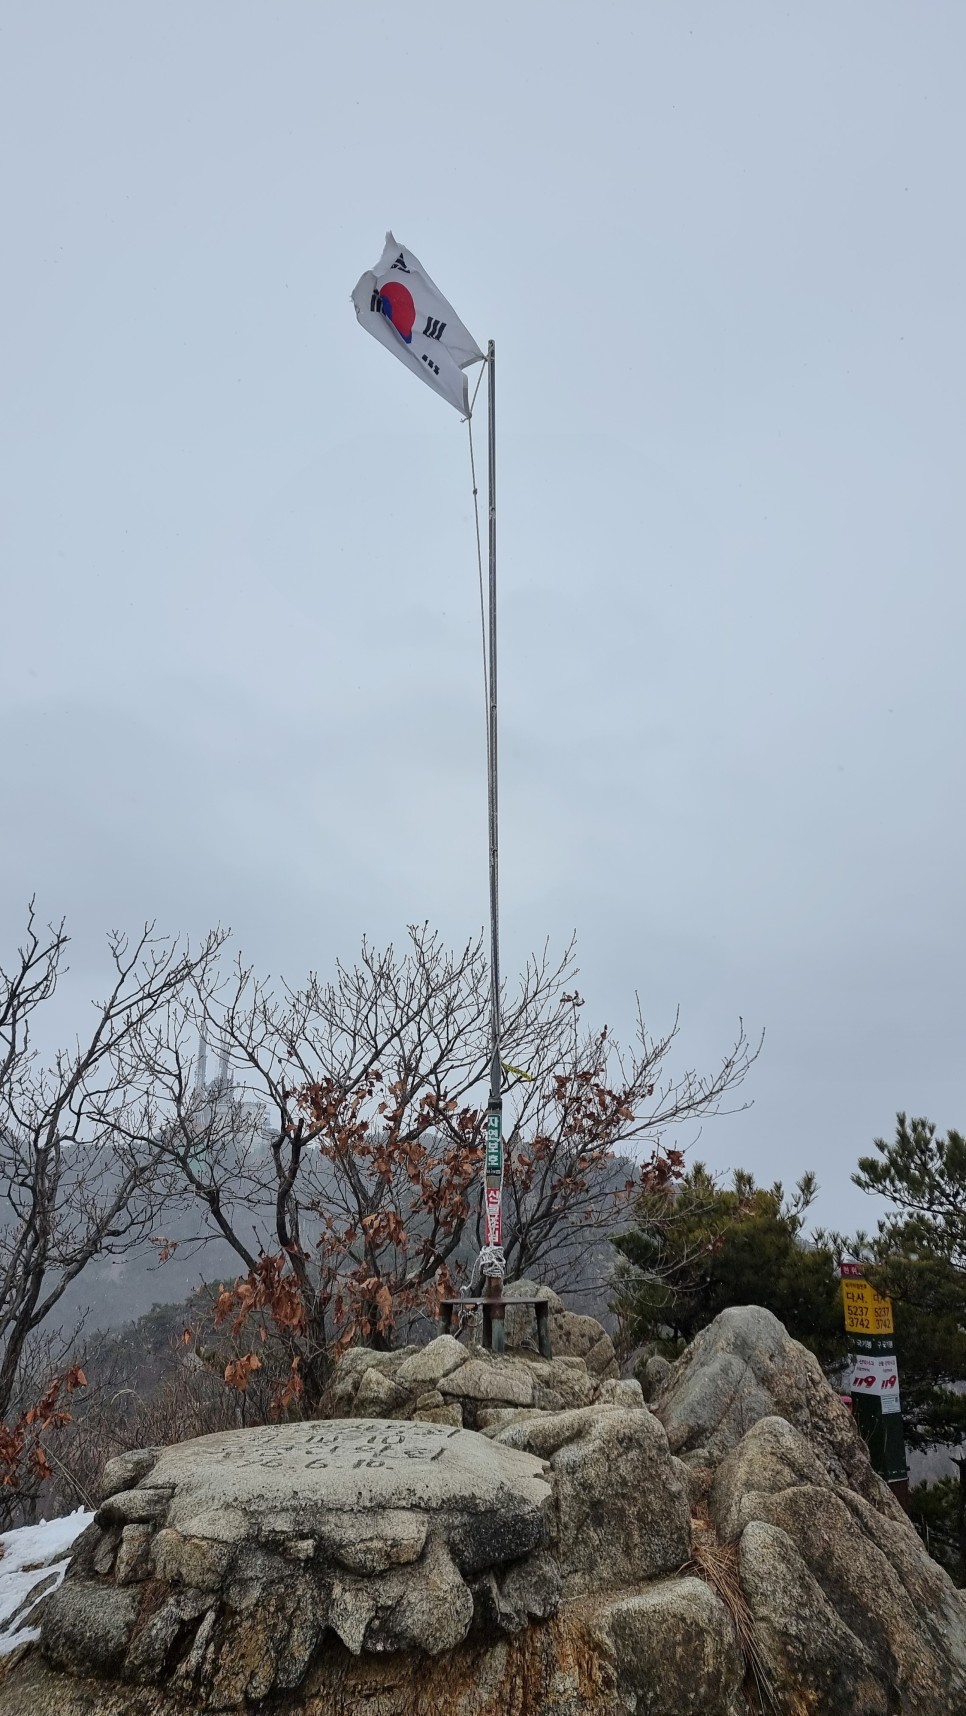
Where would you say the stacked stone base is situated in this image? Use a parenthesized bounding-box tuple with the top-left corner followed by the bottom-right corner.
(0, 1579, 743, 1716)
(2, 1306, 966, 1716)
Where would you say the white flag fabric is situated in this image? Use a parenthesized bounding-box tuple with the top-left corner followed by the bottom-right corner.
(352, 232, 484, 415)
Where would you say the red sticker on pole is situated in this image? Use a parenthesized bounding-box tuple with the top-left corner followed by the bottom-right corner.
(485, 1186, 502, 1246)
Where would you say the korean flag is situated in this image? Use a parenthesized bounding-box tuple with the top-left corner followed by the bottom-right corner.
(352, 233, 484, 415)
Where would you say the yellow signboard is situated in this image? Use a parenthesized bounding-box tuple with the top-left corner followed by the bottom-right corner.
(841, 1278, 894, 1335)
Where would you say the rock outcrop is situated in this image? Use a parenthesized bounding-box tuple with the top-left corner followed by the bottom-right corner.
(649, 1302, 889, 1508)
(647, 1305, 966, 1712)
(318, 1314, 625, 1433)
(499, 1281, 621, 1381)
(1, 1303, 964, 1716)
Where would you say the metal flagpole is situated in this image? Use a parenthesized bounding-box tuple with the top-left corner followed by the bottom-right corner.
(481, 338, 507, 1352)
(486, 340, 500, 1103)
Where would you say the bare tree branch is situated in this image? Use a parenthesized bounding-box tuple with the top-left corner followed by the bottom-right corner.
(153, 926, 759, 1402)
(0, 908, 227, 1421)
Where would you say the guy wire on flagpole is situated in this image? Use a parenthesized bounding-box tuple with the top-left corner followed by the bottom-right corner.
(465, 367, 490, 774)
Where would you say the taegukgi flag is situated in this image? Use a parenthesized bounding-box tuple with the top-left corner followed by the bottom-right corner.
(352, 233, 484, 415)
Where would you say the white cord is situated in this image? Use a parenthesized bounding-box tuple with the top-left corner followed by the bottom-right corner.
(466, 403, 490, 776)
(478, 1244, 507, 1280)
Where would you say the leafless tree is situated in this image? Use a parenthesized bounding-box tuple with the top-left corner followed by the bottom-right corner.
(0, 902, 226, 1425)
(145, 925, 758, 1405)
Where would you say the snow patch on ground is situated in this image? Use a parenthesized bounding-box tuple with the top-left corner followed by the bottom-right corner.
(0, 1509, 92, 1655)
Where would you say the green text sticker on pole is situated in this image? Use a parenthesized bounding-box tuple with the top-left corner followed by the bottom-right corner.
(486, 1110, 503, 1175)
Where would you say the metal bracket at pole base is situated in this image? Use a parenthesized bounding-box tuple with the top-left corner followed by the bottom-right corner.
(483, 1273, 506, 1355)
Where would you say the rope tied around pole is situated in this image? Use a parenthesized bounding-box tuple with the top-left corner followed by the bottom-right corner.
(477, 1244, 506, 1279)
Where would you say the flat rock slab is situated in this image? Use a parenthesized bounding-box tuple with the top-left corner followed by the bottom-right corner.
(143, 1418, 550, 1525)
(32, 1421, 554, 1709)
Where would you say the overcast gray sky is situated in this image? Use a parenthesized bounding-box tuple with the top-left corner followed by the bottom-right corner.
(2, 2, 963, 1233)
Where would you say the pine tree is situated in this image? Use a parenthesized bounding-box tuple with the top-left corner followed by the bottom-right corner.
(856, 1114, 966, 1579)
(611, 1164, 846, 1367)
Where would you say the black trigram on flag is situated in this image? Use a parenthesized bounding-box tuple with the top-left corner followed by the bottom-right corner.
(390, 252, 410, 273)
(422, 316, 446, 341)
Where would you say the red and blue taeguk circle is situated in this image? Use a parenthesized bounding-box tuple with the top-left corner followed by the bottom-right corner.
(378, 281, 416, 345)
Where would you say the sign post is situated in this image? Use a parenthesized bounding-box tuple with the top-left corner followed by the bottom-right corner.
(840, 1259, 908, 1501)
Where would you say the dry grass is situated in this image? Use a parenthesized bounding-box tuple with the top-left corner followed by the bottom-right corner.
(688, 1512, 777, 1712)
